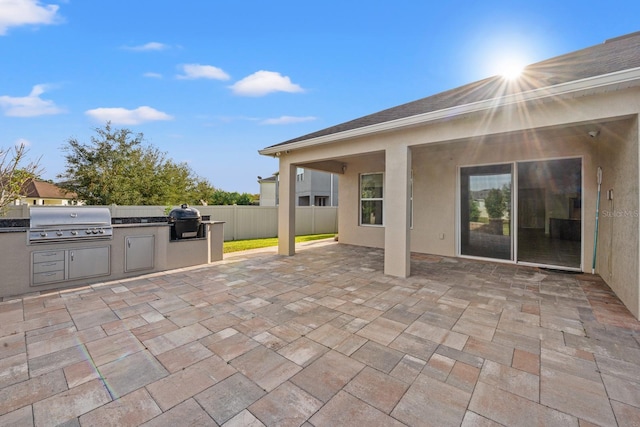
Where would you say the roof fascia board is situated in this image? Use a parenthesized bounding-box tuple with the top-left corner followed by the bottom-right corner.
(260, 67, 640, 155)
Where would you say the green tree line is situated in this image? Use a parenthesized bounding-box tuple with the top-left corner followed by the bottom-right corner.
(57, 123, 256, 206)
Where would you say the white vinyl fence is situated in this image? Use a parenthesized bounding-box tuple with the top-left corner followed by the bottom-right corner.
(5, 205, 338, 241)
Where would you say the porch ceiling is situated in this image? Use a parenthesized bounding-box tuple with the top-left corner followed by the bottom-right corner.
(295, 160, 346, 174)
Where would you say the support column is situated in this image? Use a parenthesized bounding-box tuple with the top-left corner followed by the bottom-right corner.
(384, 145, 411, 277)
(278, 161, 296, 256)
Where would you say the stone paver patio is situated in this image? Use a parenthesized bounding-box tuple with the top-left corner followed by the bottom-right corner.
(1, 240, 640, 426)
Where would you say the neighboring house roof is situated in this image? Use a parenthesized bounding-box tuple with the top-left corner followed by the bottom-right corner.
(258, 175, 277, 183)
(22, 180, 75, 199)
(264, 31, 640, 150)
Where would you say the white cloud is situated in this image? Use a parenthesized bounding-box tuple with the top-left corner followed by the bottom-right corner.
(177, 64, 230, 80)
(123, 42, 170, 52)
(14, 138, 31, 148)
(261, 115, 316, 125)
(230, 70, 304, 97)
(143, 72, 163, 79)
(0, 0, 61, 35)
(0, 84, 64, 117)
(85, 106, 173, 125)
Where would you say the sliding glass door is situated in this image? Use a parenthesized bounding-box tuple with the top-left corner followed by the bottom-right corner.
(460, 164, 513, 260)
(460, 159, 581, 269)
(517, 159, 581, 268)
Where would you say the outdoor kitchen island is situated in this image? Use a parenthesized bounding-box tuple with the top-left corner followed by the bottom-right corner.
(0, 210, 224, 300)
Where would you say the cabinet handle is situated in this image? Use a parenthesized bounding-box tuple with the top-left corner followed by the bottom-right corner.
(42, 252, 58, 257)
(42, 272, 57, 277)
(70, 251, 74, 262)
(127, 239, 131, 248)
(42, 263, 58, 267)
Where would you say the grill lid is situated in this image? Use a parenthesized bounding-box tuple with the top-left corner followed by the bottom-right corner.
(168, 204, 201, 221)
(30, 207, 112, 228)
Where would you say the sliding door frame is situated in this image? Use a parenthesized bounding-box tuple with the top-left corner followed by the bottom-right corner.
(456, 156, 584, 271)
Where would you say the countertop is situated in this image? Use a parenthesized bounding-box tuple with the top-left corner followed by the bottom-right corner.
(0, 216, 222, 233)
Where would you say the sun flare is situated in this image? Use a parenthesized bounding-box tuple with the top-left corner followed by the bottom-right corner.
(498, 58, 525, 80)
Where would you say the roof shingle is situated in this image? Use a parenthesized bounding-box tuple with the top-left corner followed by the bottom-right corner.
(22, 179, 74, 199)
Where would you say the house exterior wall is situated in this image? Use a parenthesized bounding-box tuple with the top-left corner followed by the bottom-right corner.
(595, 117, 640, 316)
(277, 88, 640, 317)
(296, 169, 339, 206)
(338, 153, 385, 248)
(259, 181, 277, 206)
(17, 197, 74, 206)
(410, 130, 598, 258)
(336, 127, 600, 254)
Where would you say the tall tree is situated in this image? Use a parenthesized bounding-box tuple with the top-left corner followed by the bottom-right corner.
(0, 144, 41, 215)
(210, 189, 255, 205)
(58, 123, 215, 205)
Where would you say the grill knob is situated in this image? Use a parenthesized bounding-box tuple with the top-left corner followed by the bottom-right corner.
(40, 232, 47, 237)
(71, 230, 78, 236)
(56, 231, 63, 236)
(85, 229, 92, 234)
(92, 229, 98, 234)
(98, 229, 104, 234)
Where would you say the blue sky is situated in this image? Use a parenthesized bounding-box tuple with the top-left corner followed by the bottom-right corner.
(1, 1, 638, 194)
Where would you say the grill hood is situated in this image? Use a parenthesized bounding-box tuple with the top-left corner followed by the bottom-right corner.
(30, 207, 112, 228)
(29, 207, 113, 244)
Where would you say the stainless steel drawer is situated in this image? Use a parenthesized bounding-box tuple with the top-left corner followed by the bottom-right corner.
(33, 250, 65, 263)
(33, 260, 65, 274)
(33, 270, 65, 285)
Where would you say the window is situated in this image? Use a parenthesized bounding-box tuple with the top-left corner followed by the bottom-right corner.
(315, 196, 328, 206)
(360, 173, 383, 226)
(296, 168, 305, 181)
(298, 196, 310, 206)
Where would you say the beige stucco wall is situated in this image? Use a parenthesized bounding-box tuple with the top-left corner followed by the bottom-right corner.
(595, 118, 640, 316)
(410, 129, 599, 260)
(335, 127, 599, 258)
(338, 152, 385, 248)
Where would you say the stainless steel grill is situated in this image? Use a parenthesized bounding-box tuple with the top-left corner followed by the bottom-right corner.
(29, 207, 113, 244)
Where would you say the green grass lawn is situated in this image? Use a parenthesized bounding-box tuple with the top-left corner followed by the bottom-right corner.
(223, 234, 336, 253)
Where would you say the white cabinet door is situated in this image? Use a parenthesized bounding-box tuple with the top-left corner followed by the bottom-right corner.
(125, 235, 155, 272)
(68, 246, 110, 279)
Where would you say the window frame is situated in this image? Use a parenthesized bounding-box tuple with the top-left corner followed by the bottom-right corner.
(359, 172, 384, 227)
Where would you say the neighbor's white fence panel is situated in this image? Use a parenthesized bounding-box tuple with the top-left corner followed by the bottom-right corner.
(314, 206, 340, 234)
(295, 207, 313, 235)
(199, 206, 336, 241)
(4, 204, 169, 218)
(108, 205, 167, 217)
(4, 204, 338, 241)
(4, 205, 29, 218)
(293, 207, 337, 235)
(197, 206, 279, 241)
(235, 206, 279, 240)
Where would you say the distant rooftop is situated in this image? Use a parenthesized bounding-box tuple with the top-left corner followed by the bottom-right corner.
(22, 179, 75, 199)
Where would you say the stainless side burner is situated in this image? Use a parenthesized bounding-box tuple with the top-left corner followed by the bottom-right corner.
(29, 207, 113, 244)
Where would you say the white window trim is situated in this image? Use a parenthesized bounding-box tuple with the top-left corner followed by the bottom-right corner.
(360, 172, 384, 227)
